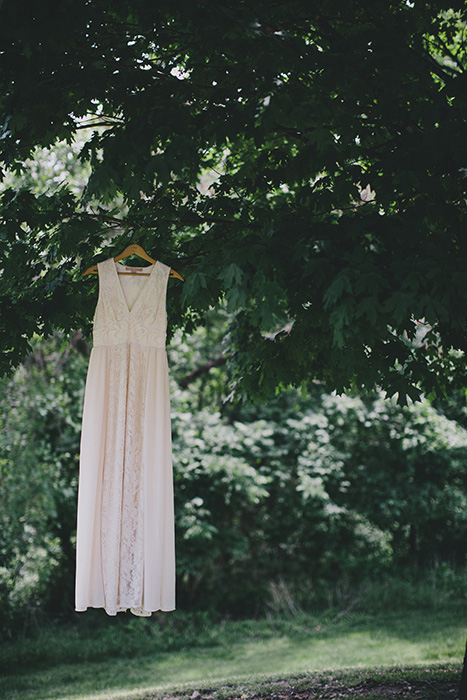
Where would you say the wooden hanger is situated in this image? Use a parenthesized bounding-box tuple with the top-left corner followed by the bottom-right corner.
(83, 244, 184, 281)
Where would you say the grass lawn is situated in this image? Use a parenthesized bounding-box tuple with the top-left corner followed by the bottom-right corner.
(0, 603, 465, 700)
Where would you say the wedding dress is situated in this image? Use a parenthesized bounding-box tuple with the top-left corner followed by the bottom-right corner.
(75, 257, 175, 616)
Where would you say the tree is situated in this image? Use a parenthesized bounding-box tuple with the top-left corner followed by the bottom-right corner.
(0, 333, 86, 633)
(1, 1, 467, 403)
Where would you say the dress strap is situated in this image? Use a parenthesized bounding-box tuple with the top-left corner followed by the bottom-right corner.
(96, 258, 127, 319)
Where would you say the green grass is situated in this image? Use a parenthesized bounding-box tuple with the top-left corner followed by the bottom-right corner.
(0, 603, 465, 700)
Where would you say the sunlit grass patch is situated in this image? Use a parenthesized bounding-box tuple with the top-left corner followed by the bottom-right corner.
(0, 604, 465, 700)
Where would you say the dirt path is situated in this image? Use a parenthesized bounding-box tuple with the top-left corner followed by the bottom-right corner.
(150, 669, 461, 700)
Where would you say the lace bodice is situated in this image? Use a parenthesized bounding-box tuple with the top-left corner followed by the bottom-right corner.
(93, 258, 170, 348)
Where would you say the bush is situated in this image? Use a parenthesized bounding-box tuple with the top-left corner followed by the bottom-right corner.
(0, 325, 466, 636)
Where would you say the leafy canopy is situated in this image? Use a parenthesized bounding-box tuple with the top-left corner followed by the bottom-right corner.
(1, 1, 467, 401)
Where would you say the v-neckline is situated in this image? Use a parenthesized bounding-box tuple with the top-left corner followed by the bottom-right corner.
(111, 259, 159, 314)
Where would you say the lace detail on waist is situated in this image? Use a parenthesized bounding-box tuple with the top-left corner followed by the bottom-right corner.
(93, 324, 166, 348)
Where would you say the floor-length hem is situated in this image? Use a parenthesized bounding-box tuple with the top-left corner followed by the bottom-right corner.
(75, 605, 176, 617)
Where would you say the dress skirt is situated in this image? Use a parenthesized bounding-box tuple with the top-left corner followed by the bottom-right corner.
(75, 344, 175, 616)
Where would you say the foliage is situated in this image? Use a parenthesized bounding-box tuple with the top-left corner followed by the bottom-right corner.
(171, 379, 467, 613)
(0, 335, 84, 633)
(1, 3, 467, 401)
(1, 325, 466, 637)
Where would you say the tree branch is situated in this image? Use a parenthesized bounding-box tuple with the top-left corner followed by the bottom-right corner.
(423, 35, 465, 75)
(179, 355, 227, 388)
(71, 211, 261, 229)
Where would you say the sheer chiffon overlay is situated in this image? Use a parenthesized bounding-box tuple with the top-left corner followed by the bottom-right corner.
(75, 258, 175, 616)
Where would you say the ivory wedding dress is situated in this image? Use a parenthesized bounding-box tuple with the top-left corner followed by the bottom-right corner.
(75, 258, 175, 616)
